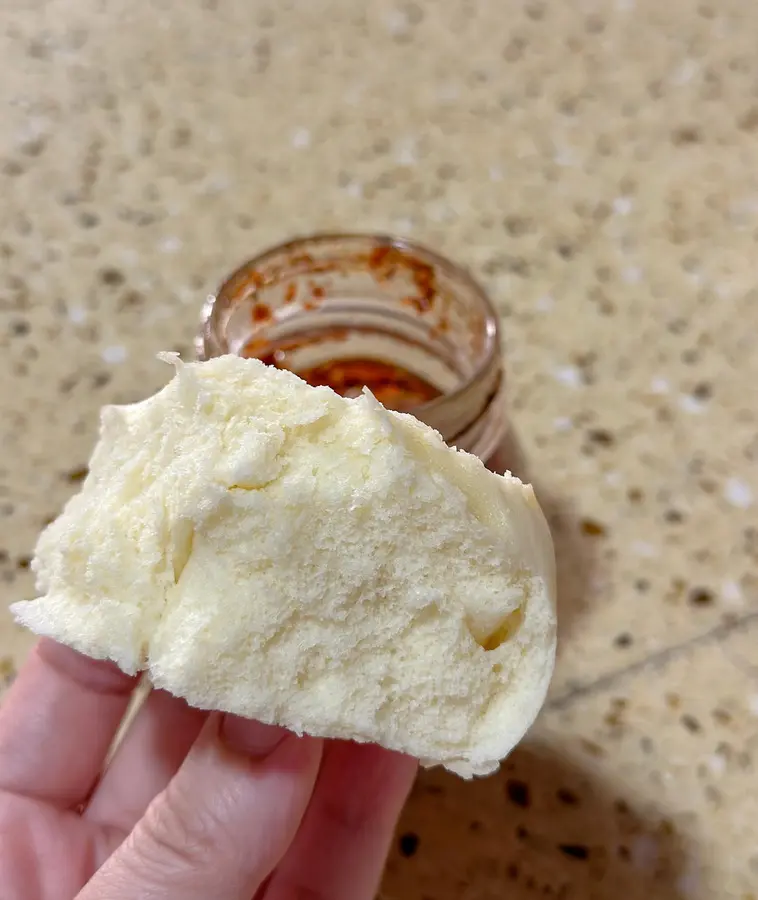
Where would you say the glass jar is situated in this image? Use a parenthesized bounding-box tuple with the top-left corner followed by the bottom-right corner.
(197, 233, 510, 471)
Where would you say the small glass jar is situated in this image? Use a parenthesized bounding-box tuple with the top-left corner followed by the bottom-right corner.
(197, 233, 509, 471)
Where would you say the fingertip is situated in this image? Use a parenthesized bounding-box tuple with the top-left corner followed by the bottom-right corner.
(35, 638, 136, 694)
(219, 715, 289, 759)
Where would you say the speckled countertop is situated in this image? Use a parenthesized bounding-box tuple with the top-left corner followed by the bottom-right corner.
(1, 0, 757, 897)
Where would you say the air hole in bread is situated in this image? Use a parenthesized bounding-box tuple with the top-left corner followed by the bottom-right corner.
(478, 606, 524, 652)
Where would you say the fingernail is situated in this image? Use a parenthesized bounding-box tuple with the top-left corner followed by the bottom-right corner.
(220, 714, 289, 759)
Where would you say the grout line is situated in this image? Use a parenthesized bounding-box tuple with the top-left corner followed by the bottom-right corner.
(547, 609, 758, 711)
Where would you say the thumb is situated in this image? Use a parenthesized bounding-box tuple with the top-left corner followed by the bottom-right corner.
(78, 714, 323, 900)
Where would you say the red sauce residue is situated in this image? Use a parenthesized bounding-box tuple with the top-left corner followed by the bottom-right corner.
(244, 338, 270, 357)
(251, 303, 272, 323)
(368, 246, 391, 269)
(403, 294, 431, 314)
(243, 340, 440, 412)
(292, 358, 441, 411)
(232, 242, 445, 412)
(367, 244, 437, 309)
(410, 263, 435, 310)
(290, 252, 315, 267)
(230, 242, 440, 331)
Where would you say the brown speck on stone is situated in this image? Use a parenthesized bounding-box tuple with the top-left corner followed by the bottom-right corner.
(10, 320, 31, 337)
(557, 787, 580, 806)
(559, 96, 579, 116)
(118, 290, 144, 310)
(16, 555, 31, 570)
(21, 137, 46, 157)
(656, 405, 674, 424)
(689, 586, 714, 606)
(92, 372, 111, 389)
(614, 632, 633, 648)
(667, 317, 688, 334)
(60, 375, 79, 394)
(585, 12, 605, 33)
(483, 255, 530, 277)
(172, 123, 193, 148)
(580, 518, 606, 537)
(559, 843, 589, 860)
(712, 708, 732, 726)
(595, 134, 614, 156)
(525, 1, 546, 20)
(505, 778, 531, 808)
(0, 657, 16, 684)
(65, 466, 89, 484)
(666, 578, 687, 602)
(503, 37, 526, 63)
(681, 713, 702, 733)
(78, 211, 99, 229)
(738, 106, 758, 132)
(503, 215, 532, 237)
(100, 267, 125, 287)
(3, 160, 24, 177)
(666, 693, 681, 710)
(672, 125, 701, 145)
(398, 832, 419, 857)
(736, 751, 752, 770)
(605, 700, 628, 732)
(587, 428, 614, 446)
(579, 738, 606, 758)
(422, 783, 443, 796)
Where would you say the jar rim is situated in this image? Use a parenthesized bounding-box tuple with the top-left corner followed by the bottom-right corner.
(199, 232, 501, 424)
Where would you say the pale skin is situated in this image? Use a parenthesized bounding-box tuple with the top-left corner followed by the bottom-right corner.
(0, 639, 418, 899)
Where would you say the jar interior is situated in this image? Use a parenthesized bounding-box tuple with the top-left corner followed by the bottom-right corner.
(200, 235, 501, 440)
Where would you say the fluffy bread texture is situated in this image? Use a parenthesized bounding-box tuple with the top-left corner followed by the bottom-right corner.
(12, 354, 556, 777)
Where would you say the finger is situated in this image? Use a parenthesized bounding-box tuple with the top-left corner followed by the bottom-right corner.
(0, 639, 136, 806)
(84, 689, 208, 835)
(78, 715, 323, 900)
(263, 741, 417, 900)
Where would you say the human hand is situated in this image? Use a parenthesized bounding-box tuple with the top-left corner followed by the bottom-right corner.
(0, 639, 417, 899)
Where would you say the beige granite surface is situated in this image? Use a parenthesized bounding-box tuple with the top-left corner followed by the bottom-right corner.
(1, 0, 757, 896)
